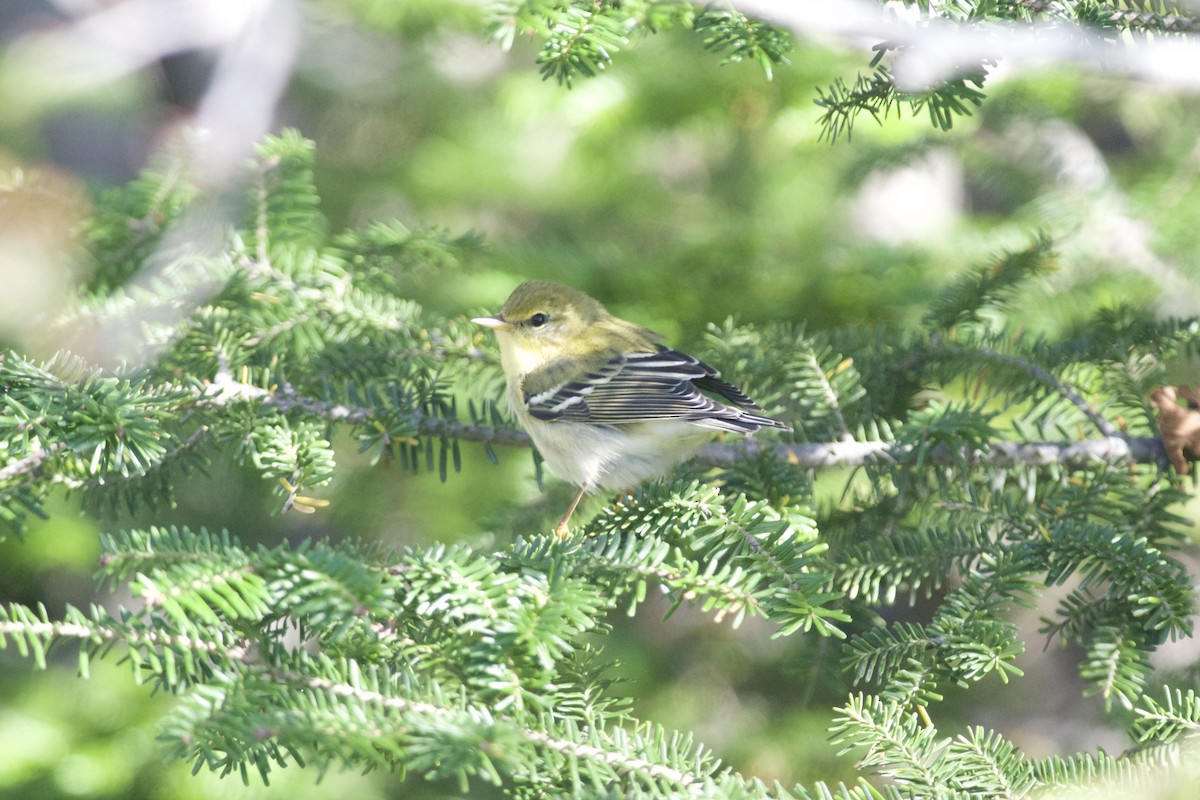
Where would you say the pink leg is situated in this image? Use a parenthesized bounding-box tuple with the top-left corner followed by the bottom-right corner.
(554, 486, 587, 539)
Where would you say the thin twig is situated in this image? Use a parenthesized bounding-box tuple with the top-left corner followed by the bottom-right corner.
(201, 371, 534, 448)
(254, 155, 272, 270)
(931, 340, 1118, 438)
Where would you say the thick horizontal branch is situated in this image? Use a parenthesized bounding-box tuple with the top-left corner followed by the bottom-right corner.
(398, 410, 1166, 470)
(0, 375, 1168, 495)
(202, 374, 1169, 471)
(398, 409, 1166, 470)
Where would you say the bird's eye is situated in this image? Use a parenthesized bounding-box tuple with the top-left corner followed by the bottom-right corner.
(529, 312, 549, 327)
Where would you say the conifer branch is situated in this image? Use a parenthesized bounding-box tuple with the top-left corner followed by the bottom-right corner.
(801, 348, 854, 443)
(0, 600, 250, 676)
(196, 367, 1167, 469)
(0, 613, 242, 658)
(273, 668, 708, 791)
(520, 729, 701, 791)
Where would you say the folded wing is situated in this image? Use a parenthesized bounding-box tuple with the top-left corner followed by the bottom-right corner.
(524, 347, 790, 433)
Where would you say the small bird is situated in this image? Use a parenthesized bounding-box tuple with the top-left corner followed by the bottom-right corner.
(473, 280, 791, 538)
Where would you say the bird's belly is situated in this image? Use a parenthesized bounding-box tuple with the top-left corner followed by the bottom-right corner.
(529, 419, 709, 492)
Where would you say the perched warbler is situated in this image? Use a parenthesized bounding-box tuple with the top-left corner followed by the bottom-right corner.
(473, 280, 791, 538)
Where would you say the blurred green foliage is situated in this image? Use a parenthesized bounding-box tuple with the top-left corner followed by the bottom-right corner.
(2, 1, 1200, 798)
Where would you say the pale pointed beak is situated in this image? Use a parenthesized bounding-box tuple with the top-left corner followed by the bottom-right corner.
(472, 315, 511, 331)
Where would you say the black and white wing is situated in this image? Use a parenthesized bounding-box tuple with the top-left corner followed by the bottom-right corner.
(523, 347, 790, 433)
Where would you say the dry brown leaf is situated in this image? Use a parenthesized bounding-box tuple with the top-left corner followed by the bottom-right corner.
(1150, 385, 1200, 475)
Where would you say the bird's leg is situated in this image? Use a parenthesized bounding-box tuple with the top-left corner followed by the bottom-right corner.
(554, 485, 588, 539)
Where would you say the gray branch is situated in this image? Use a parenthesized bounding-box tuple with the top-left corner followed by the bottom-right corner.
(210, 375, 1168, 470)
(0, 443, 62, 483)
(696, 435, 1165, 470)
(4, 375, 1154, 490)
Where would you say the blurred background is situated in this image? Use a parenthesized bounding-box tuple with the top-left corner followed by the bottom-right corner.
(2, 1, 1200, 797)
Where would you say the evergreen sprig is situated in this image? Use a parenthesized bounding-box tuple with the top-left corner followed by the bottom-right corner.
(815, 66, 988, 143)
(923, 234, 1057, 332)
(1132, 687, 1200, 744)
(488, 1, 791, 85)
(505, 480, 846, 637)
